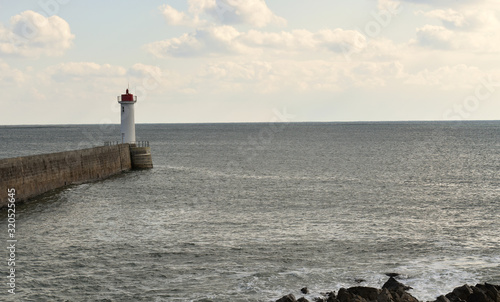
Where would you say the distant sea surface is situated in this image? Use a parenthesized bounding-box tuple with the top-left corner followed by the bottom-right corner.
(1, 122, 499, 301)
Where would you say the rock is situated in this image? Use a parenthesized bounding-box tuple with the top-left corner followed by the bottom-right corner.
(399, 292, 419, 302)
(277, 294, 297, 302)
(275, 281, 500, 302)
(475, 284, 500, 302)
(386, 273, 401, 278)
(436, 295, 451, 302)
(337, 288, 367, 302)
(355, 279, 367, 284)
(382, 277, 413, 295)
(326, 291, 337, 302)
(377, 288, 395, 302)
(302, 288, 310, 294)
(446, 285, 474, 302)
(468, 291, 493, 302)
(348, 286, 381, 301)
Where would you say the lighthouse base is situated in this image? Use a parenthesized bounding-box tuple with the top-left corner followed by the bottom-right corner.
(130, 145, 153, 169)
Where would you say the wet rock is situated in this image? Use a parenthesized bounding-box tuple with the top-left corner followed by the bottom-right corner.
(468, 291, 493, 302)
(337, 288, 367, 302)
(399, 292, 419, 302)
(302, 288, 310, 294)
(446, 285, 474, 302)
(277, 294, 297, 302)
(436, 296, 451, 302)
(274, 280, 500, 302)
(348, 286, 381, 301)
(326, 291, 337, 302)
(377, 288, 395, 302)
(382, 277, 413, 295)
(386, 273, 401, 278)
(475, 284, 500, 302)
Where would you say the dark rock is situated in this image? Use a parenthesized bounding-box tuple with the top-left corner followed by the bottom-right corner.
(277, 294, 297, 302)
(302, 287, 310, 294)
(475, 284, 500, 302)
(382, 277, 413, 295)
(275, 281, 500, 302)
(326, 291, 337, 302)
(437, 295, 451, 302)
(468, 291, 493, 302)
(377, 288, 395, 302)
(337, 288, 367, 302)
(446, 285, 474, 302)
(386, 273, 401, 278)
(348, 286, 381, 301)
(399, 292, 419, 302)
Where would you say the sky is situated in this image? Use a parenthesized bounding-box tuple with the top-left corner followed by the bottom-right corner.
(1, 0, 500, 125)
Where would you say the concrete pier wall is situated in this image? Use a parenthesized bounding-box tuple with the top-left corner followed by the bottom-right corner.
(130, 146, 153, 169)
(0, 144, 132, 207)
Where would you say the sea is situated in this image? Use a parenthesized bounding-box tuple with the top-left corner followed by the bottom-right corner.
(1, 122, 499, 302)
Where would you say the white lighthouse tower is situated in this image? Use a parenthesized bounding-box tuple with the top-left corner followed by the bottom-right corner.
(118, 88, 137, 144)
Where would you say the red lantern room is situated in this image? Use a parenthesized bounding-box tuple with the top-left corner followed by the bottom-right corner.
(120, 89, 136, 102)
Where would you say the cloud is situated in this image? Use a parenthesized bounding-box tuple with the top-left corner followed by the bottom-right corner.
(415, 25, 455, 50)
(46, 62, 126, 81)
(378, 0, 402, 12)
(0, 60, 25, 85)
(241, 28, 368, 55)
(160, 4, 203, 27)
(418, 8, 500, 31)
(414, 23, 500, 52)
(194, 59, 406, 94)
(128, 63, 162, 79)
(0, 10, 74, 57)
(146, 26, 367, 58)
(397, 0, 482, 7)
(199, 0, 286, 27)
(145, 25, 254, 57)
(409, 0, 500, 52)
(404, 64, 485, 90)
(162, 0, 286, 28)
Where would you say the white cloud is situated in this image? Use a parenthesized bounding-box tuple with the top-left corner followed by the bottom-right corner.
(46, 62, 126, 81)
(378, 0, 402, 13)
(0, 10, 74, 57)
(145, 25, 255, 57)
(201, 0, 286, 27)
(405, 64, 485, 90)
(411, 1, 500, 52)
(0, 60, 25, 85)
(414, 23, 500, 52)
(415, 25, 455, 50)
(146, 26, 367, 58)
(161, 0, 286, 28)
(128, 63, 162, 79)
(160, 4, 204, 27)
(419, 8, 500, 31)
(242, 28, 368, 55)
(194, 59, 406, 94)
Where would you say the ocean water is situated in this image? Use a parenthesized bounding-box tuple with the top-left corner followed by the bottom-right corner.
(1, 122, 499, 301)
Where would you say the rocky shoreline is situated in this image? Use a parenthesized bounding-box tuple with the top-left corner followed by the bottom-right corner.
(275, 275, 500, 302)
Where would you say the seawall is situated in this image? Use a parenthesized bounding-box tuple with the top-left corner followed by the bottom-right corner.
(0, 144, 132, 207)
(130, 146, 153, 169)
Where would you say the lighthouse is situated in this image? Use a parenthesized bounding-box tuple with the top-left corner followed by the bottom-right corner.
(118, 89, 137, 144)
